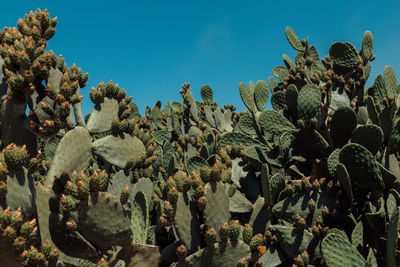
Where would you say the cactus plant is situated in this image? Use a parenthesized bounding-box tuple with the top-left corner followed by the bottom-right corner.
(0, 9, 399, 267)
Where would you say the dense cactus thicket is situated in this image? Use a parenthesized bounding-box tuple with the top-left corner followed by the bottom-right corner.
(0, 8, 400, 267)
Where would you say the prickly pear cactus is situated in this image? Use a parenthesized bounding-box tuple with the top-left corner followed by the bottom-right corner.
(0, 9, 399, 267)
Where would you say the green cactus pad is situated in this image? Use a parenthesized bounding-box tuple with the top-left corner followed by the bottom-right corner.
(384, 65, 397, 98)
(131, 178, 154, 207)
(239, 82, 256, 113)
(272, 66, 287, 80)
(204, 105, 216, 128)
(268, 76, 278, 93)
(336, 163, 354, 202)
(322, 233, 365, 267)
(203, 181, 230, 233)
(351, 221, 363, 250)
(297, 84, 321, 121)
(361, 31, 374, 61)
(243, 145, 268, 171)
(294, 129, 329, 159)
(238, 114, 257, 135)
(93, 133, 145, 168)
(152, 130, 172, 145)
(77, 192, 132, 250)
(285, 27, 303, 51)
(200, 84, 213, 103)
(219, 132, 263, 148)
(36, 185, 91, 264)
(386, 193, 397, 221)
(254, 80, 269, 111)
(86, 97, 119, 133)
(35, 184, 56, 247)
(186, 89, 199, 123)
(351, 124, 383, 155)
(45, 126, 92, 186)
(330, 106, 357, 147)
(261, 164, 270, 205)
(329, 42, 359, 68)
(271, 91, 287, 111)
(43, 136, 60, 160)
(48, 213, 100, 261)
(378, 163, 397, 186)
(258, 110, 296, 137)
(257, 245, 287, 267)
(187, 156, 208, 176)
(388, 118, 400, 154)
(2, 101, 37, 157)
(328, 228, 349, 241)
(228, 189, 252, 213)
(282, 54, 295, 69)
(365, 199, 386, 233)
(309, 45, 325, 70)
(109, 243, 161, 267)
(285, 84, 298, 119)
(329, 86, 351, 114)
(107, 170, 132, 199)
(174, 192, 201, 252)
(366, 96, 380, 125)
(386, 207, 399, 267)
(339, 143, 384, 192)
(327, 148, 341, 178)
(269, 173, 286, 205)
(174, 240, 250, 267)
(356, 106, 369, 124)
(272, 192, 336, 227)
(131, 191, 149, 244)
(272, 225, 321, 260)
(378, 106, 394, 140)
(3, 167, 36, 218)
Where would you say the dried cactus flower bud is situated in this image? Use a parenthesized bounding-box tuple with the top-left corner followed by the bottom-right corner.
(119, 186, 130, 205)
(227, 183, 237, 197)
(250, 234, 264, 251)
(205, 228, 217, 246)
(3, 144, 28, 170)
(322, 206, 329, 217)
(167, 187, 178, 204)
(294, 253, 304, 267)
(46, 246, 58, 259)
(197, 196, 206, 212)
(242, 224, 253, 245)
(229, 220, 242, 241)
(308, 199, 316, 212)
(158, 216, 169, 228)
(41, 240, 52, 257)
(219, 222, 230, 242)
(301, 251, 310, 265)
(2, 225, 17, 240)
(66, 220, 77, 231)
(163, 200, 175, 220)
(200, 165, 211, 183)
(257, 245, 267, 256)
(237, 257, 247, 267)
(60, 194, 77, 212)
(97, 258, 109, 267)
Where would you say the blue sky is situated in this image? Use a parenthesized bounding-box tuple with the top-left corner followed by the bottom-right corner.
(2, 1, 400, 115)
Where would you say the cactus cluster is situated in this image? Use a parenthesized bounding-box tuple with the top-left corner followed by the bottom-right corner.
(0, 9, 399, 267)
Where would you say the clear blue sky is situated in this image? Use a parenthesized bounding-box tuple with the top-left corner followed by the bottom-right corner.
(2, 1, 400, 115)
